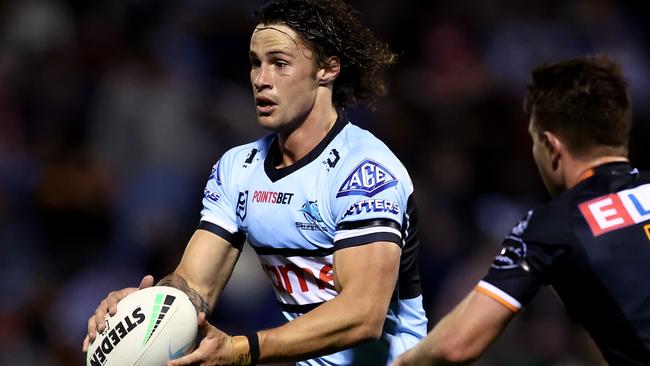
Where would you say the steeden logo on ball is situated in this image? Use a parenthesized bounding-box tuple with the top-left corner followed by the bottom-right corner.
(86, 287, 196, 366)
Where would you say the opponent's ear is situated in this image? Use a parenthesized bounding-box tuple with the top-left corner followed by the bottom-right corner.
(544, 131, 564, 170)
(317, 56, 341, 85)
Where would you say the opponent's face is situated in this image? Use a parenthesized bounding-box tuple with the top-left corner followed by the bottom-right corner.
(249, 24, 320, 132)
(529, 118, 564, 196)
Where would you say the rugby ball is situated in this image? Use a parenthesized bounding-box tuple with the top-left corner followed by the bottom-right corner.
(86, 286, 197, 366)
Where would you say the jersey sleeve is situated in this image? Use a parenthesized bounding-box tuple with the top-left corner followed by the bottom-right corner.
(477, 209, 571, 312)
(329, 149, 412, 250)
(198, 150, 246, 249)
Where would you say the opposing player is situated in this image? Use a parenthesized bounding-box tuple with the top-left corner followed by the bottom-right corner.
(393, 55, 650, 365)
(83, 0, 428, 365)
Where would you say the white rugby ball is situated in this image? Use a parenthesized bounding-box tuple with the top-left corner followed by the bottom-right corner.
(86, 286, 197, 366)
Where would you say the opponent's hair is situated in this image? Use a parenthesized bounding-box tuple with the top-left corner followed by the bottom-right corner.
(253, 0, 397, 110)
(524, 55, 632, 158)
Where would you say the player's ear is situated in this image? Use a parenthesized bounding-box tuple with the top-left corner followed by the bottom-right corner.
(544, 131, 564, 170)
(317, 56, 340, 85)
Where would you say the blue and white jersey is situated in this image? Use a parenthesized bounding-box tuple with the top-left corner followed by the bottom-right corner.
(199, 119, 427, 365)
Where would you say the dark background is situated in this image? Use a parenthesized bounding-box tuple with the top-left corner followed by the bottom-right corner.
(1, 0, 649, 365)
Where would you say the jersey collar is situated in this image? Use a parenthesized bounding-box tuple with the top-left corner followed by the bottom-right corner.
(578, 161, 636, 183)
(264, 117, 348, 182)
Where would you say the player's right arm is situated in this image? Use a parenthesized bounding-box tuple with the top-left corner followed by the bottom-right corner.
(157, 229, 241, 315)
(82, 230, 240, 352)
(83, 147, 249, 352)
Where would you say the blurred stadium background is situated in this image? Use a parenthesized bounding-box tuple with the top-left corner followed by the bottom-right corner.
(1, 0, 649, 365)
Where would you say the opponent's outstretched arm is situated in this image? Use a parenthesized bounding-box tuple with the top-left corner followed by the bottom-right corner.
(392, 290, 516, 366)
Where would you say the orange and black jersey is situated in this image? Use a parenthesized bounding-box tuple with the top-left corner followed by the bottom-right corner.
(479, 162, 650, 365)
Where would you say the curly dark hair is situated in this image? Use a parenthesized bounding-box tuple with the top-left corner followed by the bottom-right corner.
(524, 55, 632, 158)
(253, 0, 397, 110)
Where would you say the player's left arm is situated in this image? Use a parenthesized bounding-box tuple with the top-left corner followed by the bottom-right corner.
(257, 240, 400, 362)
(168, 240, 400, 366)
(392, 289, 516, 366)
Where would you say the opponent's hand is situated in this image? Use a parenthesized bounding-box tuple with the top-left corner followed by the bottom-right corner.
(167, 312, 236, 366)
(82, 275, 154, 352)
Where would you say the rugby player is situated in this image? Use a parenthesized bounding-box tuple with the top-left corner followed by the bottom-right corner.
(83, 0, 428, 365)
(393, 55, 650, 365)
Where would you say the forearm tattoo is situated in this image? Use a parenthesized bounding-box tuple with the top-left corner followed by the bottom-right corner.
(157, 273, 211, 315)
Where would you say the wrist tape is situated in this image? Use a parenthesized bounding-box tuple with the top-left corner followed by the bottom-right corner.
(231, 333, 259, 366)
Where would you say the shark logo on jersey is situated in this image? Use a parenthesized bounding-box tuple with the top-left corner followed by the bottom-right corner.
(336, 159, 398, 197)
(237, 191, 248, 220)
(296, 200, 328, 232)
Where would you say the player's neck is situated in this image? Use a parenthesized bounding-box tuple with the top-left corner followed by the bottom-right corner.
(276, 100, 338, 168)
(565, 155, 630, 189)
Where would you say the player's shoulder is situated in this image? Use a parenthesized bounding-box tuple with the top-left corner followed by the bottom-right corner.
(329, 122, 412, 198)
(338, 122, 396, 156)
(639, 169, 650, 180)
(509, 194, 575, 245)
(336, 122, 407, 174)
(206, 135, 273, 189)
(511, 177, 618, 243)
(215, 135, 273, 172)
(569, 167, 650, 236)
(221, 135, 274, 164)
(519, 167, 650, 240)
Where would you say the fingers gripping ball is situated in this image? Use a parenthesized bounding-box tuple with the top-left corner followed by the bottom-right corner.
(86, 286, 198, 366)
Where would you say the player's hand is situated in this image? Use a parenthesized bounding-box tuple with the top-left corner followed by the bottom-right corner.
(392, 350, 414, 366)
(167, 312, 235, 366)
(391, 349, 410, 366)
(391, 347, 429, 366)
(82, 275, 154, 352)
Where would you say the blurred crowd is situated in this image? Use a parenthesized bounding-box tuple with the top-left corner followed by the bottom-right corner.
(1, 0, 648, 365)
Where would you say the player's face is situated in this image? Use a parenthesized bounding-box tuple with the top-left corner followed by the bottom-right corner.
(529, 118, 563, 196)
(249, 24, 320, 132)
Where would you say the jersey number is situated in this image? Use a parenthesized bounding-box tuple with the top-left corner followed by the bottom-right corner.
(244, 148, 259, 165)
(327, 149, 340, 168)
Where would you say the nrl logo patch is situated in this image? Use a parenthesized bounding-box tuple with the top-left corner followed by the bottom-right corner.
(336, 159, 398, 197)
(236, 191, 248, 220)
